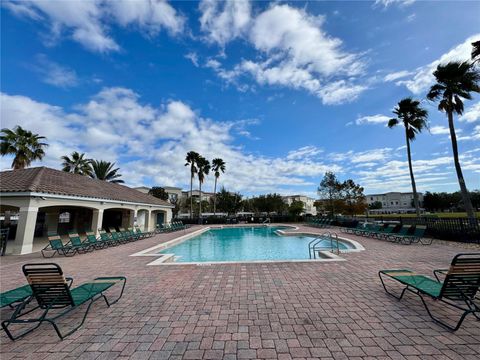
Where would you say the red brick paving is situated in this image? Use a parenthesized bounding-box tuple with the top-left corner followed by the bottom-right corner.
(1, 224, 479, 359)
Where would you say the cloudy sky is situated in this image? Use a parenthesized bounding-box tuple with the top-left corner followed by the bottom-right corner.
(1, 0, 479, 197)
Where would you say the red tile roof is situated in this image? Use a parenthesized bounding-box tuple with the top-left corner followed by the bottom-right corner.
(0, 167, 172, 207)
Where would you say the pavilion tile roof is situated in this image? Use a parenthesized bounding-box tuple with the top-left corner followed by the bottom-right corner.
(0, 167, 172, 207)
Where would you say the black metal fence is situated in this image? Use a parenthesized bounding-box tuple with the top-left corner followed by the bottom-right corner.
(338, 216, 479, 243)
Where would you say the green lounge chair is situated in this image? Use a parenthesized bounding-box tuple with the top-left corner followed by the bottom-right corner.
(41, 235, 77, 258)
(126, 227, 143, 240)
(1, 285, 32, 309)
(372, 224, 395, 239)
(108, 228, 132, 243)
(1, 277, 74, 309)
(134, 226, 154, 238)
(118, 227, 137, 241)
(67, 232, 94, 253)
(341, 223, 362, 234)
(1, 263, 126, 341)
(387, 225, 412, 242)
(407, 225, 430, 245)
(85, 231, 108, 249)
(171, 222, 186, 231)
(99, 230, 120, 246)
(355, 224, 379, 237)
(379, 253, 480, 331)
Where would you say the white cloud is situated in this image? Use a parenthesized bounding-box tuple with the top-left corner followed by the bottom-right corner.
(0, 89, 338, 192)
(384, 70, 413, 82)
(396, 34, 480, 94)
(3, 0, 184, 53)
(108, 0, 184, 35)
(405, 13, 416, 22)
(185, 52, 199, 67)
(199, 0, 251, 45)
(33, 54, 78, 88)
(458, 125, 480, 141)
(374, 0, 416, 8)
(460, 102, 480, 123)
(286, 146, 323, 160)
(249, 5, 363, 77)
(318, 81, 368, 105)
(203, 4, 367, 105)
(355, 114, 390, 125)
(430, 125, 450, 135)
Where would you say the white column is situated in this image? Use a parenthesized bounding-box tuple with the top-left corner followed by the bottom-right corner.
(45, 210, 59, 235)
(11, 207, 38, 255)
(166, 209, 172, 223)
(145, 210, 152, 231)
(91, 209, 104, 236)
(129, 209, 138, 228)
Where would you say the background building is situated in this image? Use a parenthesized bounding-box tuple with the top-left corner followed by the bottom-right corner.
(366, 192, 424, 214)
(282, 195, 317, 216)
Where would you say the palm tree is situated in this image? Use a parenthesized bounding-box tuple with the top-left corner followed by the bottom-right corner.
(211, 158, 226, 215)
(61, 151, 92, 176)
(185, 151, 200, 218)
(90, 160, 124, 183)
(427, 61, 480, 220)
(196, 156, 211, 219)
(388, 98, 428, 216)
(472, 40, 480, 63)
(0, 126, 47, 169)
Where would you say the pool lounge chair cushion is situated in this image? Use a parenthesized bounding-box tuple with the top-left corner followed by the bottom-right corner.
(0, 285, 32, 308)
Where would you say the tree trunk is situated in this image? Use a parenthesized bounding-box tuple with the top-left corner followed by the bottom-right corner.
(213, 177, 217, 215)
(447, 107, 476, 220)
(190, 174, 193, 219)
(405, 130, 421, 217)
(199, 181, 202, 220)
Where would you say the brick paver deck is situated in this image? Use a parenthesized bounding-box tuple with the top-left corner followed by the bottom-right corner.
(1, 224, 479, 359)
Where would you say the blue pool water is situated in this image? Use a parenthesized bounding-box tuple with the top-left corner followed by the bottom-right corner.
(159, 226, 352, 262)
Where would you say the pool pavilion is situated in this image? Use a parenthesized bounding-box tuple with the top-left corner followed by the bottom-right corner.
(0, 167, 173, 255)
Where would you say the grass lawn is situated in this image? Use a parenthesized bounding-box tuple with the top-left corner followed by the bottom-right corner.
(359, 212, 480, 218)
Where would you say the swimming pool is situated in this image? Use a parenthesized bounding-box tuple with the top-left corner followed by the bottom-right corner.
(158, 226, 356, 263)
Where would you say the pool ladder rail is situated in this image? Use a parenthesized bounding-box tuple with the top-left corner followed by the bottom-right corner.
(308, 232, 340, 259)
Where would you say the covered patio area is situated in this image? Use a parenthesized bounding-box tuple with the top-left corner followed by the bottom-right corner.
(0, 167, 173, 255)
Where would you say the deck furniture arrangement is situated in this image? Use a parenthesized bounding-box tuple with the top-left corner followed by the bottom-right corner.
(306, 218, 332, 228)
(1, 263, 126, 340)
(156, 221, 187, 233)
(379, 253, 480, 331)
(40, 225, 163, 257)
(41, 235, 78, 258)
(340, 223, 430, 245)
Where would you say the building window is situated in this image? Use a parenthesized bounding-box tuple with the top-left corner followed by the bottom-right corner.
(59, 212, 70, 223)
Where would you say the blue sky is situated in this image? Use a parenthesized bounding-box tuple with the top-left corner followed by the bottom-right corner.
(1, 0, 479, 197)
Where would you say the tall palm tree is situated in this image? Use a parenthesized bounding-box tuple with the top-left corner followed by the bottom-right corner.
(90, 160, 124, 184)
(185, 151, 200, 218)
(196, 156, 211, 219)
(211, 158, 226, 215)
(61, 151, 92, 176)
(427, 61, 480, 220)
(388, 98, 428, 216)
(0, 126, 47, 169)
(472, 40, 480, 63)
